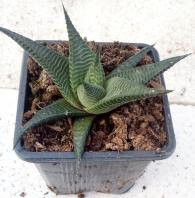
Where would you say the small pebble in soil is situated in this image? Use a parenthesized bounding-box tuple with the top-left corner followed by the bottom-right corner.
(78, 193, 85, 198)
(20, 192, 26, 197)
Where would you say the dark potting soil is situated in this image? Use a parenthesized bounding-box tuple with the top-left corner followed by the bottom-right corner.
(22, 42, 166, 152)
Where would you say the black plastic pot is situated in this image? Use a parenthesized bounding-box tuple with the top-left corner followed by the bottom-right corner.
(14, 42, 176, 194)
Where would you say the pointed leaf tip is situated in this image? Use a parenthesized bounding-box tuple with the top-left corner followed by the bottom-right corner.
(0, 26, 81, 108)
(73, 116, 95, 158)
(157, 89, 173, 94)
(107, 44, 154, 78)
(108, 53, 191, 86)
(61, 1, 68, 18)
(85, 77, 171, 114)
(182, 53, 192, 58)
(169, 90, 173, 93)
(63, 4, 96, 98)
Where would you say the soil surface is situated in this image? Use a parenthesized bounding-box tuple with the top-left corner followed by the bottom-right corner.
(22, 42, 166, 152)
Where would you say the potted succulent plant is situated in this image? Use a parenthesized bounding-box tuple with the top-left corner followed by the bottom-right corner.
(0, 5, 188, 195)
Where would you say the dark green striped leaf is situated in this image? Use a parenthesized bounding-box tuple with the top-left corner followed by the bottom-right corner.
(85, 77, 170, 114)
(0, 27, 80, 108)
(85, 53, 105, 87)
(77, 82, 106, 107)
(73, 116, 95, 158)
(107, 45, 153, 79)
(62, 6, 95, 97)
(108, 54, 189, 84)
(14, 99, 89, 147)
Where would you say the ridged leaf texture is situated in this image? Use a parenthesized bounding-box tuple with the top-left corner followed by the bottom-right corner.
(14, 99, 89, 147)
(85, 77, 171, 114)
(77, 82, 106, 107)
(73, 116, 95, 158)
(85, 53, 105, 87)
(108, 54, 189, 84)
(78, 53, 106, 108)
(0, 27, 79, 108)
(107, 45, 153, 79)
(63, 6, 96, 98)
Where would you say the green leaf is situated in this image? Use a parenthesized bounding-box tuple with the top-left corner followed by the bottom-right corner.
(77, 82, 106, 107)
(62, 6, 95, 97)
(73, 116, 95, 158)
(108, 54, 189, 84)
(107, 45, 153, 79)
(85, 77, 170, 114)
(0, 27, 80, 108)
(14, 99, 89, 148)
(85, 52, 105, 87)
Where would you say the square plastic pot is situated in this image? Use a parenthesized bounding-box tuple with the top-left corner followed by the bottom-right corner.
(14, 42, 176, 194)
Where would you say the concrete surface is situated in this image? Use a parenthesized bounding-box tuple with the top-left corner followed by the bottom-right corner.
(0, 0, 195, 197)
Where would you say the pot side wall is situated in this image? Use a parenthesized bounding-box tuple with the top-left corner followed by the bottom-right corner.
(36, 160, 149, 194)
